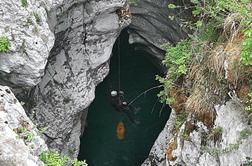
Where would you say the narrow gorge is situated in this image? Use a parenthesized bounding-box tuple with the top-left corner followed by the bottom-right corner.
(0, 0, 252, 166)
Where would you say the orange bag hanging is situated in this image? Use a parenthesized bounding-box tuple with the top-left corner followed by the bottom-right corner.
(116, 121, 125, 140)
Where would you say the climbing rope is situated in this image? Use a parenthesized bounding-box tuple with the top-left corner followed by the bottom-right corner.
(116, 35, 163, 106)
(118, 36, 121, 92)
(128, 85, 163, 105)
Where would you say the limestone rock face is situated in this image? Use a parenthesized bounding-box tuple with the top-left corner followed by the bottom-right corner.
(0, 85, 47, 166)
(141, 30, 252, 166)
(0, 0, 62, 87)
(30, 0, 130, 158)
(170, 99, 252, 166)
(128, 0, 191, 70)
(142, 99, 252, 166)
(142, 110, 176, 166)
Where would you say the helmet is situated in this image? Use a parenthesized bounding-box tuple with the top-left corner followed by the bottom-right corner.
(111, 90, 118, 97)
(122, 101, 127, 105)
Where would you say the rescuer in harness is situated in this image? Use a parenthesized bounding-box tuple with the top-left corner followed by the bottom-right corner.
(110, 90, 138, 124)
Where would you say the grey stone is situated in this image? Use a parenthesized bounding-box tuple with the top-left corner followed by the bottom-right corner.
(128, 0, 191, 71)
(0, 85, 47, 166)
(0, 0, 63, 87)
(30, 0, 130, 158)
(142, 110, 176, 166)
(143, 99, 252, 166)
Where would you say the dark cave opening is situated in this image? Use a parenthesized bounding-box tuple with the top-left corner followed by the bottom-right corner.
(78, 29, 171, 166)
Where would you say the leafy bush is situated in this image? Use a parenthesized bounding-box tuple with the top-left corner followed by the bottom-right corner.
(240, 128, 252, 139)
(34, 13, 41, 23)
(39, 151, 88, 166)
(189, 0, 252, 26)
(190, 0, 252, 65)
(21, 0, 28, 7)
(175, 113, 187, 129)
(0, 37, 10, 53)
(73, 160, 88, 166)
(157, 40, 191, 104)
(15, 126, 35, 143)
(39, 151, 68, 166)
(245, 92, 252, 113)
(168, 0, 252, 64)
(159, 0, 252, 108)
(241, 29, 252, 65)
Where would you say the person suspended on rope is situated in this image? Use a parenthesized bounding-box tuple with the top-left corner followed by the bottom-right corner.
(110, 90, 138, 124)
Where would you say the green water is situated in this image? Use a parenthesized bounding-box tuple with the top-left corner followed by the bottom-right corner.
(78, 30, 170, 166)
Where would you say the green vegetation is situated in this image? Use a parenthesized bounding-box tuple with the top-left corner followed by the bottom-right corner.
(25, 130, 35, 142)
(158, 0, 252, 116)
(202, 142, 240, 157)
(184, 0, 252, 64)
(157, 40, 191, 105)
(241, 29, 252, 65)
(189, 0, 252, 25)
(203, 128, 251, 157)
(21, 0, 28, 7)
(0, 37, 10, 53)
(245, 92, 252, 113)
(243, 161, 252, 166)
(39, 151, 69, 166)
(39, 151, 88, 166)
(175, 113, 187, 129)
(212, 127, 223, 134)
(208, 127, 223, 137)
(129, 0, 139, 6)
(14, 120, 35, 144)
(240, 128, 252, 139)
(38, 126, 48, 134)
(34, 13, 41, 24)
(207, 126, 223, 143)
(25, 17, 33, 26)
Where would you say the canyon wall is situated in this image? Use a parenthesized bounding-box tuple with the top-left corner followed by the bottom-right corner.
(0, 0, 130, 160)
(30, 0, 130, 158)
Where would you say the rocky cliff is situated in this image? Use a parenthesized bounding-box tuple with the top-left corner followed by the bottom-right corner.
(0, 85, 47, 166)
(128, 0, 191, 71)
(0, 0, 130, 161)
(0, 0, 62, 87)
(29, 0, 130, 158)
(1, 0, 251, 165)
(139, 1, 252, 165)
(143, 102, 252, 166)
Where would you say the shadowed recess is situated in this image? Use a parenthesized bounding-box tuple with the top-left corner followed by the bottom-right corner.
(78, 29, 171, 166)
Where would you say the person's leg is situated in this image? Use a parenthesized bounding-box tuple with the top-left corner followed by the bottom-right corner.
(121, 106, 138, 124)
(129, 105, 140, 114)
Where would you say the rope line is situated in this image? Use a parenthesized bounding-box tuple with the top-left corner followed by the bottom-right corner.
(118, 36, 121, 92)
(128, 85, 163, 105)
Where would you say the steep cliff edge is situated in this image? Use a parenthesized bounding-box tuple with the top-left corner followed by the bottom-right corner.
(30, 0, 131, 158)
(0, 0, 62, 87)
(0, 0, 131, 160)
(0, 85, 47, 166)
(128, 0, 191, 71)
(141, 1, 252, 165)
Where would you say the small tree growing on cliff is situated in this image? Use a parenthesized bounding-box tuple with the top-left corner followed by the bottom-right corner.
(0, 36, 10, 53)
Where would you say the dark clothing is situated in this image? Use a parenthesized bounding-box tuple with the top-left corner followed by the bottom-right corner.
(110, 94, 137, 124)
